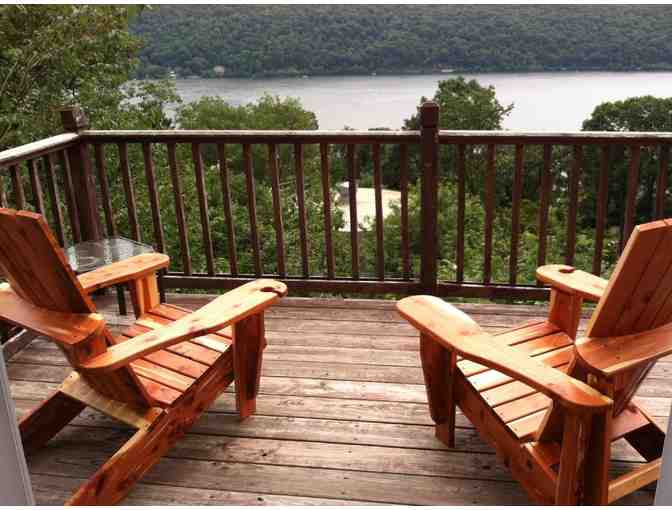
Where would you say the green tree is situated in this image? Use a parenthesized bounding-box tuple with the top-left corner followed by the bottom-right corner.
(582, 96, 672, 233)
(0, 5, 145, 149)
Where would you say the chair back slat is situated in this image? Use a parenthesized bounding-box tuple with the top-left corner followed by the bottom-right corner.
(587, 219, 672, 337)
(0, 209, 93, 313)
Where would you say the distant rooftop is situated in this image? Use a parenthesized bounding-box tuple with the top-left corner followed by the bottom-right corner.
(335, 182, 401, 232)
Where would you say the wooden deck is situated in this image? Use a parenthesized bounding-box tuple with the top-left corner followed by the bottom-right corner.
(6, 295, 665, 505)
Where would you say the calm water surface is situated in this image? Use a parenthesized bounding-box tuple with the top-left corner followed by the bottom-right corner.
(174, 72, 672, 131)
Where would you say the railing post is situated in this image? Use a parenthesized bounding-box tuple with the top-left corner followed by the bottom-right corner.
(419, 101, 439, 295)
(59, 106, 101, 241)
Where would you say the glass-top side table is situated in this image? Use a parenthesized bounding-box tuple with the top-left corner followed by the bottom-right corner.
(65, 237, 159, 315)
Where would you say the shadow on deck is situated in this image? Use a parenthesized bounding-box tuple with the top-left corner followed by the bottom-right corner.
(7, 295, 664, 505)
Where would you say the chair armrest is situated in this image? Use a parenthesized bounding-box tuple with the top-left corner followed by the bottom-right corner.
(77, 253, 170, 293)
(0, 284, 104, 347)
(397, 295, 611, 412)
(81, 279, 287, 372)
(576, 321, 672, 377)
(536, 264, 607, 302)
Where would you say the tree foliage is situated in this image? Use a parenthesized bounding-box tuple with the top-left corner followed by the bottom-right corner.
(130, 5, 672, 78)
(0, 5, 148, 149)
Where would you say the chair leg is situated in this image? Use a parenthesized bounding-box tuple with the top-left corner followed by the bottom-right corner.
(555, 412, 592, 504)
(68, 352, 235, 505)
(233, 312, 265, 420)
(582, 410, 612, 505)
(67, 411, 173, 505)
(419, 333, 457, 447)
(115, 284, 127, 316)
(19, 390, 85, 455)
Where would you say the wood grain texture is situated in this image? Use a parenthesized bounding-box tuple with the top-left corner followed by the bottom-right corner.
(83, 279, 286, 371)
(217, 143, 238, 275)
(536, 264, 607, 301)
(268, 144, 286, 277)
(565, 145, 582, 265)
(192, 143, 215, 275)
(42, 154, 65, 246)
(117, 142, 141, 241)
(536, 145, 552, 275)
(509, 144, 524, 285)
(7, 296, 661, 506)
(320, 143, 335, 279)
(167, 143, 192, 275)
(141, 142, 165, 252)
(347, 144, 360, 279)
(593, 145, 610, 275)
(93, 143, 116, 236)
(483, 144, 496, 284)
(243, 143, 262, 276)
(77, 253, 170, 293)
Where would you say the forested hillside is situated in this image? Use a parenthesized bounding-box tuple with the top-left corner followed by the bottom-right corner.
(130, 5, 672, 78)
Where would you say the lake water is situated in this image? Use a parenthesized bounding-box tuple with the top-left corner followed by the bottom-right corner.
(174, 71, 672, 131)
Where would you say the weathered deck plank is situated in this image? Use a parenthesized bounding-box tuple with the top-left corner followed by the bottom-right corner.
(7, 295, 659, 505)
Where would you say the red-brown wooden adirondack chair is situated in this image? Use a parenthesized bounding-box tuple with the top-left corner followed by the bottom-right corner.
(397, 219, 672, 505)
(0, 208, 287, 505)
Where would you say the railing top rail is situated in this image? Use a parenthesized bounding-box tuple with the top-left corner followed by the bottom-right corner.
(80, 129, 421, 144)
(0, 133, 80, 168)
(79, 129, 672, 146)
(438, 130, 672, 145)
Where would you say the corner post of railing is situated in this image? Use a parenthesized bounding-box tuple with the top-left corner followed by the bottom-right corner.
(419, 101, 439, 295)
(59, 106, 102, 241)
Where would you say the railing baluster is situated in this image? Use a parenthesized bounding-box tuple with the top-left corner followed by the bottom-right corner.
(456, 144, 466, 283)
(399, 144, 411, 280)
(43, 154, 65, 246)
(372, 143, 384, 280)
(656, 144, 670, 219)
(536, 145, 552, 281)
(320, 143, 335, 279)
(191, 143, 215, 275)
(593, 145, 610, 276)
(10, 164, 26, 210)
(142, 142, 165, 253)
(167, 143, 192, 275)
(217, 143, 238, 276)
(268, 143, 286, 278)
(294, 143, 309, 278)
(0, 173, 7, 208)
(622, 145, 641, 249)
(93, 143, 116, 236)
(117, 142, 140, 242)
(483, 144, 496, 284)
(27, 159, 45, 216)
(347, 144, 360, 279)
(243, 143, 262, 276)
(565, 145, 582, 266)
(509, 144, 524, 285)
(59, 150, 81, 243)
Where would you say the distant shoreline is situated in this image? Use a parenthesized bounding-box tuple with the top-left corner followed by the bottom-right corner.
(143, 68, 672, 81)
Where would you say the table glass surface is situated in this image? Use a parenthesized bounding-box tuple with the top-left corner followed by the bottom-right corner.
(65, 237, 154, 274)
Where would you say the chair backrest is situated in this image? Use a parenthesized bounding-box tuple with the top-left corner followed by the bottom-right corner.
(587, 219, 672, 337)
(0, 209, 94, 314)
(0, 208, 151, 407)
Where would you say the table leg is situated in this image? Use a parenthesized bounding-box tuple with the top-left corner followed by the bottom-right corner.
(115, 284, 127, 316)
(158, 270, 167, 304)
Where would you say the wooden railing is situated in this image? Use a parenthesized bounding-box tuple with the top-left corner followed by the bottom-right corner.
(1, 103, 671, 300)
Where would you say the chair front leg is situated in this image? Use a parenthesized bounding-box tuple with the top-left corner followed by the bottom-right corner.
(233, 312, 265, 420)
(555, 411, 592, 504)
(419, 333, 457, 447)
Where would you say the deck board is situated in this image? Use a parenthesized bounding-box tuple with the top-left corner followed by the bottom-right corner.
(6, 294, 662, 505)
